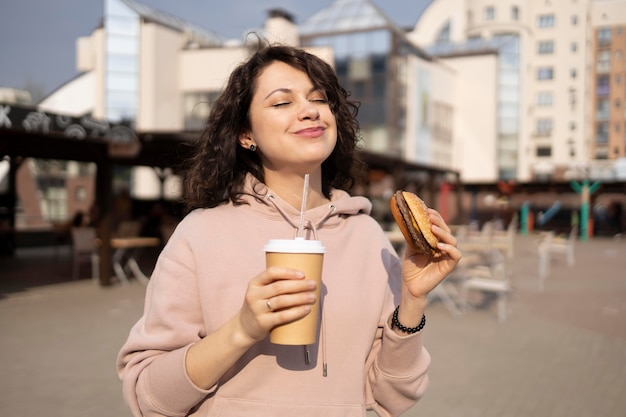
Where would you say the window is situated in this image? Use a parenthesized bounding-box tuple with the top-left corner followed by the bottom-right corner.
(537, 40, 554, 54)
(537, 91, 553, 106)
(536, 146, 552, 157)
(595, 149, 609, 159)
(616, 50, 623, 61)
(569, 88, 577, 108)
(597, 75, 610, 96)
(598, 28, 611, 45)
(537, 14, 555, 28)
(571, 42, 577, 52)
(571, 68, 577, 79)
(596, 122, 609, 143)
(75, 186, 87, 202)
(571, 15, 578, 25)
(537, 67, 554, 80)
(616, 74, 622, 84)
(485, 6, 494, 20)
(597, 98, 610, 119)
(512, 6, 519, 20)
(536, 118, 553, 135)
(435, 21, 451, 45)
(184, 91, 221, 131)
(616, 98, 622, 108)
(597, 50, 611, 72)
(570, 122, 576, 131)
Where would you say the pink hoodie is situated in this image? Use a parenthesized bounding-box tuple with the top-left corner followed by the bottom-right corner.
(117, 176, 431, 417)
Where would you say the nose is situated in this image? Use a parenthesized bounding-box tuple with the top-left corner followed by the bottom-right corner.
(300, 101, 320, 120)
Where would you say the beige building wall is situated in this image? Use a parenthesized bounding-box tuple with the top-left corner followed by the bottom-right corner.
(425, 59, 456, 170)
(179, 48, 249, 93)
(138, 23, 184, 131)
(523, 0, 590, 181)
(444, 53, 499, 182)
(93, 28, 107, 121)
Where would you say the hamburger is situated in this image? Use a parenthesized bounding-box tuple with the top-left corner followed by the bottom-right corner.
(389, 190, 439, 255)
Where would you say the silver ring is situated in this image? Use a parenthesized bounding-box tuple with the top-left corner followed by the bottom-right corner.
(266, 299, 273, 311)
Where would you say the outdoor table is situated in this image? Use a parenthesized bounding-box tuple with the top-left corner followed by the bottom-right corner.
(111, 237, 160, 285)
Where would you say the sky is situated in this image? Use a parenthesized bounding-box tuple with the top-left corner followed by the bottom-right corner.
(0, 0, 432, 100)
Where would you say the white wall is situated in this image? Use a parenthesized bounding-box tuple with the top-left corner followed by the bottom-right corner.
(38, 72, 95, 116)
(442, 53, 499, 183)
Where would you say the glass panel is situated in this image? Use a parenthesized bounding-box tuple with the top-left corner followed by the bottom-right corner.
(538, 41, 554, 54)
(537, 14, 555, 28)
(499, 103, 518, 118)
(537, 92, 553, 106)
(107, 16, 140, 35)
(106, 0, 136, 18)
(107, 73, 138, 92)
(537, 67, 554, 80)
(499, 86, 519, 102)
(107, 91, 137, 109)
(500, 117, 518, 134)
(107, 35, 139, 54)
(107, 54, 138, 73)
(596, 122, 609, 143)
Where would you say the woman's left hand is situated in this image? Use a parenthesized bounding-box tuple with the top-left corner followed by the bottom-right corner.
(401, 209, 462, 300)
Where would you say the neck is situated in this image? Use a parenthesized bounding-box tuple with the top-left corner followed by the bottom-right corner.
(263, 170, 329, 210)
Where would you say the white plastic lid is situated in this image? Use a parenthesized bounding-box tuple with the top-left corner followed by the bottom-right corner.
(263, 238, 326, 254)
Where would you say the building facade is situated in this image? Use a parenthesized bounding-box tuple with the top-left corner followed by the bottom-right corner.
(410, 0, 626, 182)
(9, 0, 625, 233)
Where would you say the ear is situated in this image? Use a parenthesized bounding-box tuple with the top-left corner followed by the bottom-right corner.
(238, 132, 254, 149)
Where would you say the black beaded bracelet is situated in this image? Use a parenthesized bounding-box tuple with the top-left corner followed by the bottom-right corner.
(392, 306, 426, 334)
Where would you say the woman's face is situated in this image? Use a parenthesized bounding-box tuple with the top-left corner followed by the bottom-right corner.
(242, 61, 337, 176)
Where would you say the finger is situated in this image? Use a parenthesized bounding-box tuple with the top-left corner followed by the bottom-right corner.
(436, 241, 463, 262)
(432, 224, 458, 248)
(265, 291, 316, 313)
(427, 209, 451, 233)
(256, 266, 305, 286)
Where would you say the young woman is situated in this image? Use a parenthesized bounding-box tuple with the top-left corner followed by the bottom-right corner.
(117, 44, 461, 417)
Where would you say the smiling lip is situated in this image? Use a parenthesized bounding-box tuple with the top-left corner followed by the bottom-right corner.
(295, 127, 325, 138)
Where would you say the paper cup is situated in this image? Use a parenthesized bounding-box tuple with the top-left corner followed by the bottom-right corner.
(263, 238, 325, 345)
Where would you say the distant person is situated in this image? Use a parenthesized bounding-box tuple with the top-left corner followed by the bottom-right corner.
(608, 201, 623, 235)
(117, 43, 461, 417)
(71, 211, 85, 227)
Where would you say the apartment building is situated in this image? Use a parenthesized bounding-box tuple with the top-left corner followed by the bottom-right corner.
(409, 0, 626, 182)
(590, 2, 626, 161)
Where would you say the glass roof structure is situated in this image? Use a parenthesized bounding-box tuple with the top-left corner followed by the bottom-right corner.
(120, 0, 222, 46)
(299, 0, 394, 36)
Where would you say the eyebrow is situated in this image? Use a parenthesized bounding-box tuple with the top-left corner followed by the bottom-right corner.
(264, 86, 320, 100)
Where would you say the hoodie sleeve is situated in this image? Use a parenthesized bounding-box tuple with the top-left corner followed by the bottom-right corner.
(117, 248, 215, 417)
(363, 249, 431, 417)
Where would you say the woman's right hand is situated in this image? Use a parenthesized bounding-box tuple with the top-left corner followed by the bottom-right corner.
(236, 267, 317, 345)
(186, 267, 317, 389)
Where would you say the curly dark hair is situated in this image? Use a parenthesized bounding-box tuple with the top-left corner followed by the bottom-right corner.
(183, 43, 367, 212)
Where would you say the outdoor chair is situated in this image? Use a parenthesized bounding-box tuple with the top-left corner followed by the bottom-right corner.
(537, 226, 577, 290)
(459, 249, 512, 322)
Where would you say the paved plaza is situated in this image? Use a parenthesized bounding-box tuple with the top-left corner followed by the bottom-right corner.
(1, 234, 625, 417)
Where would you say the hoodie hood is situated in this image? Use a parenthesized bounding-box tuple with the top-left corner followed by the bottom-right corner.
(238, 174, 372, 239)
